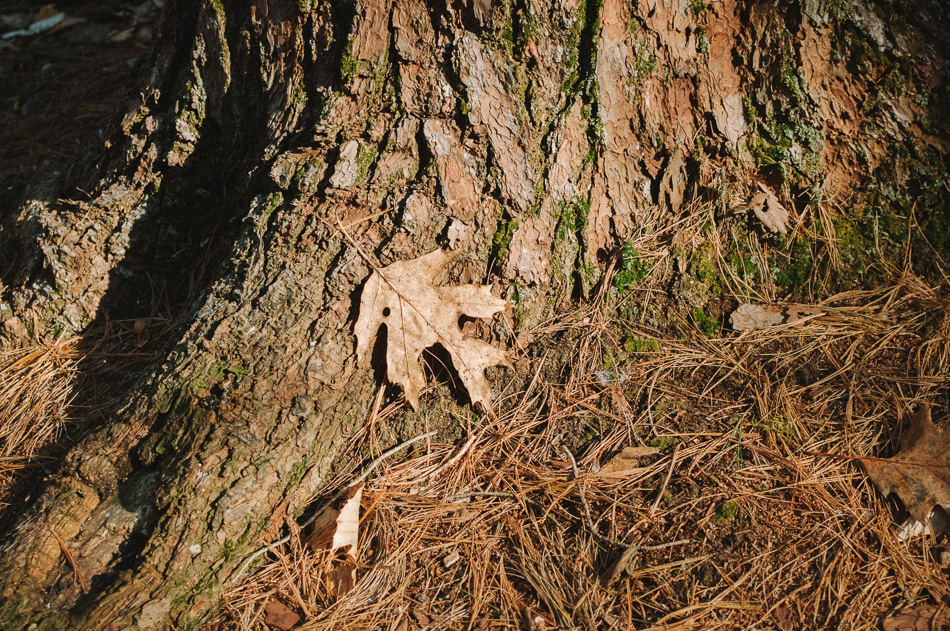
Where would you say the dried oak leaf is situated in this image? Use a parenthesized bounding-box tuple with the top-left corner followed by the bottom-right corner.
(863, 405, 950, 527)
(355, 249, 509, 412)
(730, 303, 824, 332)
(749, 183, 790, 234)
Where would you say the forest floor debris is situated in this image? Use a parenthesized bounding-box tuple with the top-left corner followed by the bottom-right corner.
(210, 201, 950, 630)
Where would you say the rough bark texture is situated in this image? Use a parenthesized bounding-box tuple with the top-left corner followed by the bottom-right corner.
(0, 0, 947, 629)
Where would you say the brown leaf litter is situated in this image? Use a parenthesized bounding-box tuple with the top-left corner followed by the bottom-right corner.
(355, 249, 510, 412)
(306, 482, 364, 596)
(863, 405, 950, 533)
(730, 303, 824, 332)
(220, 267, 950, 630)
(882, 603, 950, 631)
(748, 182, 790, 234)
(263, 599, 300, 630)
(595, 446, 659, 478)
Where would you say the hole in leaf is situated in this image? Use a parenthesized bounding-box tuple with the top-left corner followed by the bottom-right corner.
(370, 323, 389, 383)
(382, 307, 391, 317)
(422, 343, 468, 404)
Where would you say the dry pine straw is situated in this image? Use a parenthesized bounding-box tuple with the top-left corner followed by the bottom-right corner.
(0, 336, 78, 507)
(0, 313, 178, 511)
(217, 268, 950, 629)
(1, 193, 947, 629)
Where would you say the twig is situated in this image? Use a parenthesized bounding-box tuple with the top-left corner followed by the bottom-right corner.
(634, 539, 691, 553)
(650, 444, 680, 517)
(230, 431, 436, 584)
(562, 445, 597, 536)
(49, 527, 88, 593)
(603, 538, 692, 586)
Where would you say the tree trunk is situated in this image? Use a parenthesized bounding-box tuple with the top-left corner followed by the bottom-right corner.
(1, 0, 947, 629)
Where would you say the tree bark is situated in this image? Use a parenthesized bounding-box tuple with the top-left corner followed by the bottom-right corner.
(1, 0, 947, 629)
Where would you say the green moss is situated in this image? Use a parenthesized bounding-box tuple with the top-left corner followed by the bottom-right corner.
(555, 195, 590, 243)
(499, 3, 515, 57)
(742, 94, 756, 125)
(293, 80, 307, 105)
(727, 242, 757, 282)
(372, 47, 389, 98)
(832, 216, 877, 280)
(696, 26, 709, 55)
(715, 500, 739, 524)
(741, 29, 828, 185)
(340, 40, 359, 84)
(623, 337, 661, 353)
(613, 241, 648, 291)
(779, 36, 807, 106)
(221, 538, 238, 561)
(692, 306, 719, 338)
(259, 192, 283, 230)
(561, 1, 585, 95)
(580, 261, 599, 289)
(210, 363, 249, 381)
(752, 412, 797, 443)
(922, 200, 950, 256)
(292, 156, 327, 196)
(771, 234, 813, 291)
(623, 26, 657, 101)
(490, 212, 519, 264)
(355, 145, 377, 184)
(649, 435, 679, 451)
(509, 281, 530, 327)
(456, 83, 473, 115)
(689, 0, 708, 15)
(689, 243, 720, 291)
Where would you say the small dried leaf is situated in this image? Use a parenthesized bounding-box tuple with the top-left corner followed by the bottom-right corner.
(602, 545, 640, 586)
(355, 249, 510, 412)
(597, 446, 659, 477)
(331, 483, 363, 556)
(863, 405, 950, 529)
(730, 304, 782, 331)
(774, 604, 795, 631)
(784, 305, 824, 323)
(442, 549, 460, 568)
(882, 604, 950, 631)
(305, 483, 364, 597)
(132, 318, 148, 335)
(264, 599, 301, 630)
(306, 483, 364, 552)
(133, 318, 150, 347)
(749, 183, 790, 234)
(730, 303, 824, 332)
(412, 608, 431, 627)
(330, 560, 356, 597)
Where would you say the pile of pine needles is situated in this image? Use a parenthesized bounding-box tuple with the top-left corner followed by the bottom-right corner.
(216, 195, 950, 630)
